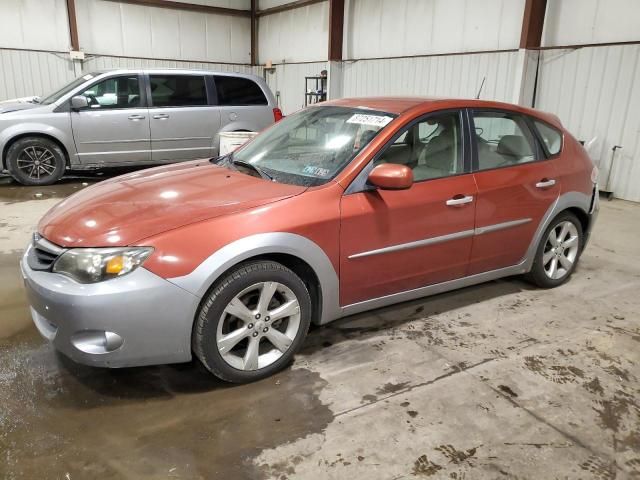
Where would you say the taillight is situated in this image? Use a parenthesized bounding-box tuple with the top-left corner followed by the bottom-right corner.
(273, 107, 283, 122)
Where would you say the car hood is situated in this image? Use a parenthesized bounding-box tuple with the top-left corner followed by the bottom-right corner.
(0, 100, 41, 114)
(39, 161, 307, 247)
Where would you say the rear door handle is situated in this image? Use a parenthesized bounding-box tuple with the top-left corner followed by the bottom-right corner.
(153, 113, 170, 120)
(446, 195, 474, 206)
(536, 178, 556, 189)
(128, 114, 145, 121)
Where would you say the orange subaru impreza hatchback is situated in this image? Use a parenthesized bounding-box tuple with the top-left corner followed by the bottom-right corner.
(23, 97, 598, 382)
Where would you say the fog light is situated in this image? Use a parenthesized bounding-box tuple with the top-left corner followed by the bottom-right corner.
(71, 330, 123, 354)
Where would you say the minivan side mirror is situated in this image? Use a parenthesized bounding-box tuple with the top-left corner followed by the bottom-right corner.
(367, 164, 413, 190)
(70, 95, 89, 111)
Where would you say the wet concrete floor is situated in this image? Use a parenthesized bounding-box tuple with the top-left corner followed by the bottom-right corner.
(1, 173, 639, 479)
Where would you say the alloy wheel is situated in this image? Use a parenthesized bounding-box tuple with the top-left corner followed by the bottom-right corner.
(216, 281, 301, 371)
(542, 220, 579, 280)
(16, 146, 57, 181)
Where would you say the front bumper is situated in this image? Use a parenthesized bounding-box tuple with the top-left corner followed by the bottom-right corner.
(21, 246, 199, 368)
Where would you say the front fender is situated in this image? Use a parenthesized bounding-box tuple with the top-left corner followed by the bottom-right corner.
(0, 120, 77, 168)
(167, 232, 341, 325)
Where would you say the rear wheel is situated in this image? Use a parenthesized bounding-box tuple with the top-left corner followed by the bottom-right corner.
(6, 137, 65, 186)
(526, 211, 583, 288)
(193, 260, 312, 383)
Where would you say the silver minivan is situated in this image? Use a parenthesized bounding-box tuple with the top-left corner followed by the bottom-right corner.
(0, 69, 281, 185)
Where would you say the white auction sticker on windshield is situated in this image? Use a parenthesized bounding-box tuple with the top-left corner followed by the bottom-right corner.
(347, 113, 393, 127)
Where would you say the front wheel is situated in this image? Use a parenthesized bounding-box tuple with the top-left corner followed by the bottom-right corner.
(6, 137, 66, 186)
(192, 260, 312, 383)
(526, 211, 583, 288)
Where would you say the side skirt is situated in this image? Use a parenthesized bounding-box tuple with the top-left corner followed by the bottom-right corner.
(338, 260, 528, 319)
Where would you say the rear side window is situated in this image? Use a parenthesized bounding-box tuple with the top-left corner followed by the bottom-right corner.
(533, 120, 563, 155)
(214, 76, 267, 106)
(472, 111, 537, 170)
(149, 75, 208, 107)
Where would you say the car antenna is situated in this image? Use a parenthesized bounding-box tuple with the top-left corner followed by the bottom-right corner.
(475, 76, 486, 99)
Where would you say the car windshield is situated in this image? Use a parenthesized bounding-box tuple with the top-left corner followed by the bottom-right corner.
(40, 73, 99, 105)
(229, 106, 397, 186)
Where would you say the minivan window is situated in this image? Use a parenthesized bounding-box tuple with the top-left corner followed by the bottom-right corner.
(149, 75, 208, 107)
(78, 75, 141, 109)
(534, 120, 563, 155)
(214, 76, 267, 106)
(40, 73, 98, 105)
(473, 111, 536, 170)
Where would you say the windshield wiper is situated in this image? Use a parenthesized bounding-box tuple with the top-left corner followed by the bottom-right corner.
(232, 158, 273, 181)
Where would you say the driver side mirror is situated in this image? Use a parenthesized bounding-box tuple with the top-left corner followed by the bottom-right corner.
(367, 164, 413, 190)
(70, 95, 89, 111)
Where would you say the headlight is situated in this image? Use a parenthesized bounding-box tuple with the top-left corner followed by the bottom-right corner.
(53, 247, 153, 283)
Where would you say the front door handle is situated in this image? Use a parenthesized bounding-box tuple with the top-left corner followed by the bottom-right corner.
(128, 114, 145, 121)
(153, 113, 170, 120)
(446, 195, 474, 206)
(536, 178, 556, 189)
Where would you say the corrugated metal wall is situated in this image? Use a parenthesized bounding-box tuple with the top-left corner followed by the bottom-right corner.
(0, 49, 77, 101)
(82, 55, 256, 75)
(0, 0, 71, 52)
(543, 0, 639, 47)
(75, 0, 251, 64)
(258, 2, 328, 63)
(344, 0, 524, 59)
(342, 51, 520, 102)
(535, 44, 640, 202)
(264, 62, 328, 115)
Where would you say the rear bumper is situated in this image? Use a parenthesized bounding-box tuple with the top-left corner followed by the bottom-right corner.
(584, 184, 599, 248)
(21, 246, 199, 368)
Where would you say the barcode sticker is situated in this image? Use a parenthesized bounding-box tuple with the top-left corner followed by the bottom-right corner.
(346, 114, 394, 128)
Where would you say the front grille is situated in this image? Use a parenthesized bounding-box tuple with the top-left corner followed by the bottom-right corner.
(27, 234, 65, 271)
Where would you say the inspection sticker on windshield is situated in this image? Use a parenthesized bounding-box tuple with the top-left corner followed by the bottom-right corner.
(347, 113, 393, 127)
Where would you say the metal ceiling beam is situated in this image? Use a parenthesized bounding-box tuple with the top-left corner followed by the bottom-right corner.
(520, 0, 547, 49)
(66, 0, 80, 51)
(328, 0, 344, 61)
(256, 0, 325, 17)
(106, 0, 251, 17)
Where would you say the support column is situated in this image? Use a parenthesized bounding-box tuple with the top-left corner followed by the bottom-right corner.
(327, 0, 345, 100)
(512, 0, 547, 106)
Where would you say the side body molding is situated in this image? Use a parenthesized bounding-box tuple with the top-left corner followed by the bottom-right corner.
(168, 232, 341, 325)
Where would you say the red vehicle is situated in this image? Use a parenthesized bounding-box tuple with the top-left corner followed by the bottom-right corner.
(23, 97, 598, 383)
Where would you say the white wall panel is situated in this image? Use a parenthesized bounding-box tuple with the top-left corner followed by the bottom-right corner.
(0, 0, 71, 52)
(543, 0, 640, 47)
(75, 0, 251, 63)
(535, 45, 640, 202)
(344, 0, 524, 59)
(258, 2, 328, 63)
(172, 0, 250, 8)
(263, 62, 327, 114)
(0, 49, 76, 101)
(341, 51, 519, 102)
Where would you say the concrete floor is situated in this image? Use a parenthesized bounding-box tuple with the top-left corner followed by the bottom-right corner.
(1, 174, 639, 480)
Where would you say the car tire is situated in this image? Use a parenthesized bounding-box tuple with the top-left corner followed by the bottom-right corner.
(525, 211, 583, 288)
(6, 137, 66, 186)
(193, 260, 312, 383)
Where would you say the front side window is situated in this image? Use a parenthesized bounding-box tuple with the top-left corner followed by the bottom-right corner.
(473, 111, 536, 170)
(533, 119, 563, 155)
(375, 111, 463, 182)
(78, 75, 141, 109)
(149, 75, 208, 107)
(40, 72, 99, 105)
(229, 106, 396, 186)
(214, 76, 267, 106)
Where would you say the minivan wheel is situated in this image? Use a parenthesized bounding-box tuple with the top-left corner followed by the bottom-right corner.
(526, 211, 583, 288)
(193, 260, 312, 383)
(6, 137, 65, 186)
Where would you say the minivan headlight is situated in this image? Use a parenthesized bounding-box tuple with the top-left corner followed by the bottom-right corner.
(53, 247, 153, 283)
